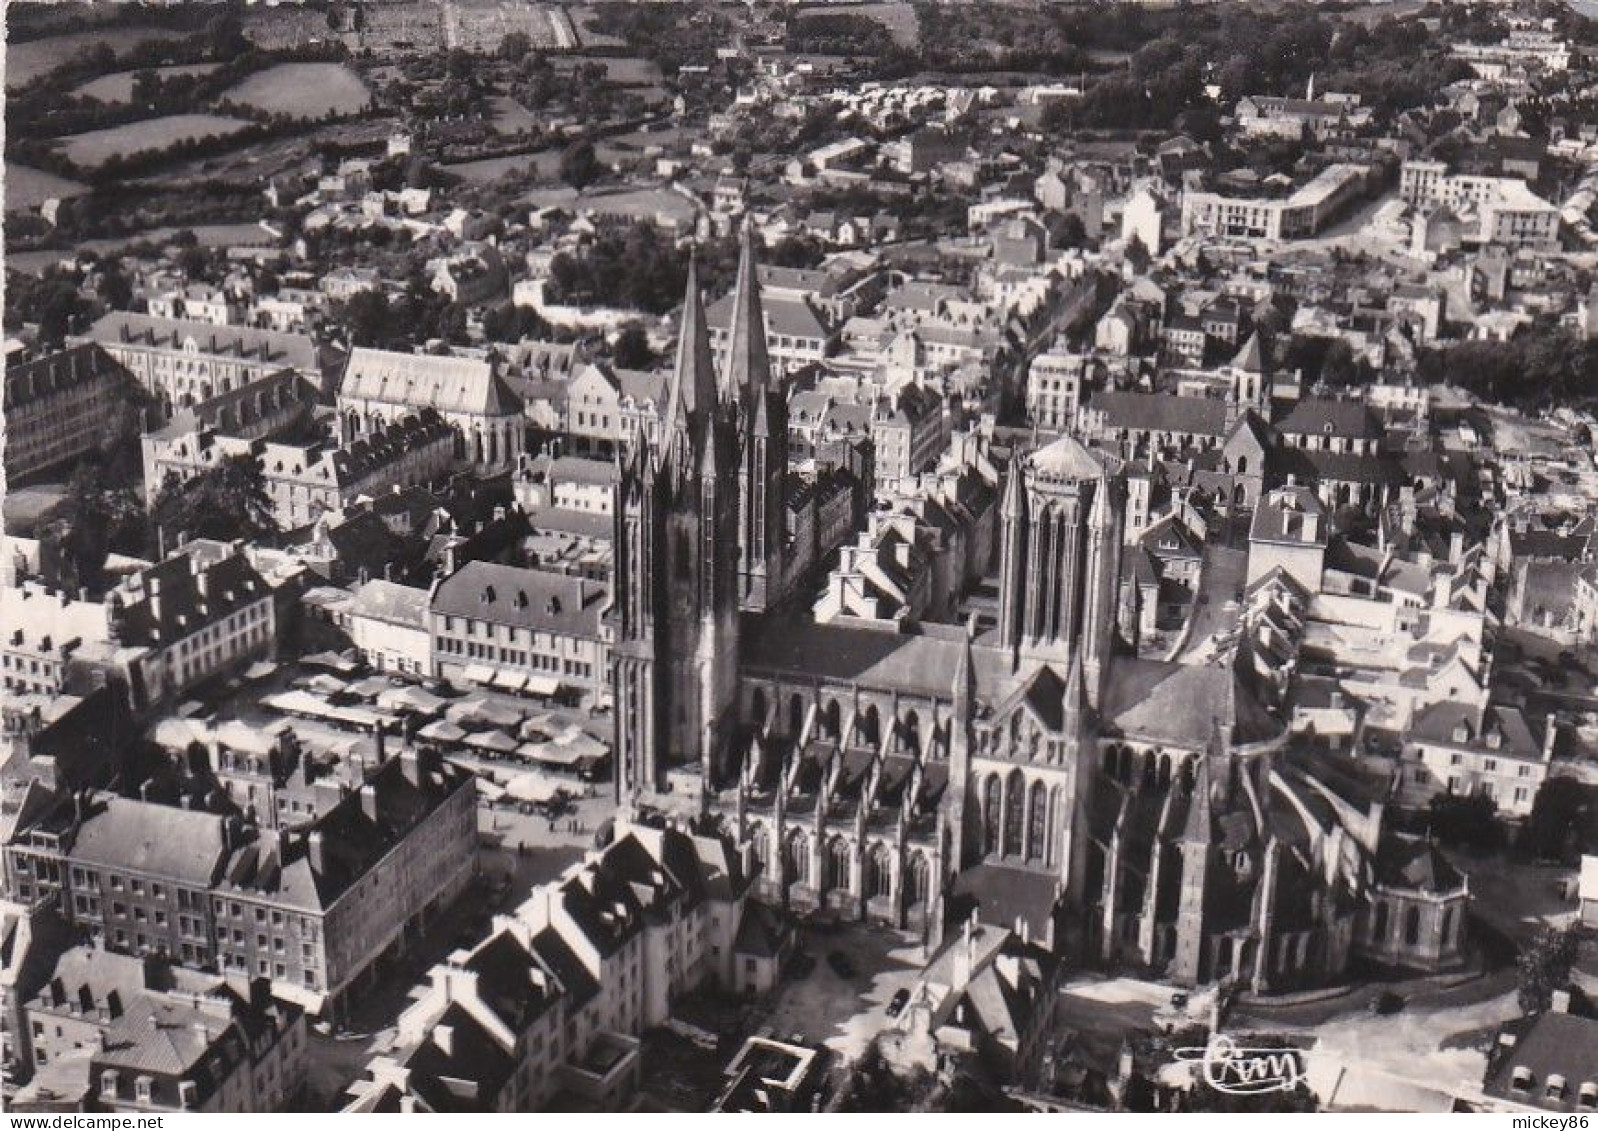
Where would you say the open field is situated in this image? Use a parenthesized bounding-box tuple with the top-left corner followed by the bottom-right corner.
(223, 62, 372, 118)
(442, 148, 563, 184)
(5, 165, 91, 213)
(7, 222, 275, 275)
(55, 113, 253, 169)
(73, 62, 220, 103)
(488, 94, 541, 134)
(567, 5, 628, 48)
(6, 26, 189, 90)
(551, 55, 664, 86)
(798, 2, 921, 48)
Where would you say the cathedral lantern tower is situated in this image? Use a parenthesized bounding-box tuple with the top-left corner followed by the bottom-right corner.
(996, 434, 1122, 689)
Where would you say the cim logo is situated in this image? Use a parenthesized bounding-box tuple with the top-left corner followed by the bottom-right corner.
(1172, 1034, 1309, 1096)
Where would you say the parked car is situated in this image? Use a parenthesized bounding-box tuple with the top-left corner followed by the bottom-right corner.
(887, 988, 911, 1017)
(827, 950, 855, 978)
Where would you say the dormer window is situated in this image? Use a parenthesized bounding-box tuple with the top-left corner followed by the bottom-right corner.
(481, 586, 496, 605)
(135, 1075, 153, 1104)
(1512, 1067, 1535, 1093)
(515, 591, 529, 610)
(1486, 728, 1502, 750)
(1577, 1082, 1597, 1109)
(1548, 1075, 1567, 1100)
(101, 1070, 118, 1098)
(1453, 722, 1472, 744)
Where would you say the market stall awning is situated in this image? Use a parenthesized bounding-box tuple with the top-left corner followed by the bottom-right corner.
(302, 650, 360, 675)
(525, 674, 562, 697)
(377, 685, 446, 717)
(502, 772, 561, 803)
(492, 671, 528, 692)
(243, 660, 278, 681)
(462, 664, 496, 685)
(418, 719, 467, 744)
(466, 728, 519, 754)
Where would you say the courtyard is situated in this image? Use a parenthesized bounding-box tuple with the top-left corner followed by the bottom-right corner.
(764, 923, 929, 1063)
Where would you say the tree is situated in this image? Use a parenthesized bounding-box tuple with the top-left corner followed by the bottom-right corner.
(1426, 793, 1504, 852)
(47, 461, 143, 590)
(1518, 925, 1583, 1015)
(558, 137, 601, 189)
(1518, 779, 1595, 864)
(612, 324, 654, 369)
(499, 31, 532, 60)
(150, 454, 276, 553)
(339, 290, 395, 348)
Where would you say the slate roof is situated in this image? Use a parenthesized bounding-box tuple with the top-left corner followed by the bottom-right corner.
(1089, 390, 1231, 437)
(341, 347, 522, 417)
(432, 561, 606, 638)
(69, 797, 230, 887)
(1100, 656, 1283, 748)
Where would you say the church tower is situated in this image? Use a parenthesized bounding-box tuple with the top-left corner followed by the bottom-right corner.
(613, 256, 742, 803)
(996, 434, 1122, 688)
(723, 222, 791, 613)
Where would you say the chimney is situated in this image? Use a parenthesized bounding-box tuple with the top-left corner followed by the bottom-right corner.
(308, 830, 325, 873)
(1449, 530, 1464, 563)
(374, 720, 388, 764)
(433, 1024, 454, 1057)
(360, 783, 379, 822)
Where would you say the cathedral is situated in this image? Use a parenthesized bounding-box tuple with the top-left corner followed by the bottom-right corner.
(610, 232, 1467, 991)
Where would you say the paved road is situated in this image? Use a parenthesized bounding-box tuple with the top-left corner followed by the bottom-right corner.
(1175, 545, 1248, 664)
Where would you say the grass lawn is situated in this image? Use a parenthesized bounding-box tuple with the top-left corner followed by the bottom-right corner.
(442, 149, 563, 185)
(6, 165, 90, 212)
(54, 113, 253, 169)
(805, 2, 921, 48)
(223, 62, 372, 118)
(6, 26, 189, 90)
(73, 62, 219, 103)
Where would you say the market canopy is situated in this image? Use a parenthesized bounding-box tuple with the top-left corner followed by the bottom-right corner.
(418, 719, 468, 744)
(301, 651, 360, 675)
(377, 685, 446, 716)
(502, 772, 562, 804)
(465, 728, 519, 754)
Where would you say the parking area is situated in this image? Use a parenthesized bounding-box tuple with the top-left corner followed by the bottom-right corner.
(763, 923, 928, 1062)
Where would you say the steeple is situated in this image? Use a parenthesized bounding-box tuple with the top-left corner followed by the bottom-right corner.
(722, 220, 771, 397)
(1001, 461, 1026, 520)
(664, 252, 717, 439)
(1230, 330, 1266, 375)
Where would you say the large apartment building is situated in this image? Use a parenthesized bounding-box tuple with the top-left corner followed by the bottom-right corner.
(1399, 160, 1559, 249)
(429, 561, 610, 707)
(144, 410, 456, 529)
(3, 344, 134, 483)
(3, 747, 475, 1024)
(343, 821, 772, 1112)
(80, 313, 329, 414)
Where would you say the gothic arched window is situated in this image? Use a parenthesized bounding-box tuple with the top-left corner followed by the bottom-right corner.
(1027, 780, 1047, 862)
(983, 775, 1002, 855)
(907, 853, 930, 907)
(1004, 770, 1025, 857)
(867, 843, 892, 900)
(786, 830, 809, 885)
(825, 838, 851, 893)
